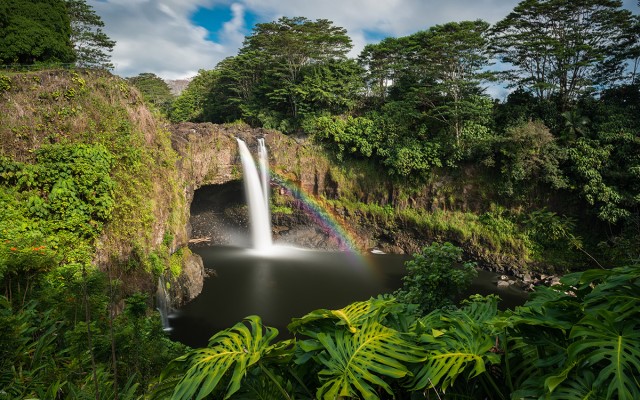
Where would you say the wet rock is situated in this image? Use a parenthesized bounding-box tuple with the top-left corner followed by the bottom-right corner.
(170, 252, 204, 307)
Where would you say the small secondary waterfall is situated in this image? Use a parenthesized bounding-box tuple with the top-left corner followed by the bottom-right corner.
(236, 138, 272, 250)
(156, 276, 171, 331)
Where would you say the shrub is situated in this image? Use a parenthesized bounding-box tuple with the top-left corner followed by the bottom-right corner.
(394, 242, 477, 314)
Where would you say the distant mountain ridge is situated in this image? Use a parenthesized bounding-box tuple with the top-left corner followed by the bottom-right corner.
(165, 78, 192, 95)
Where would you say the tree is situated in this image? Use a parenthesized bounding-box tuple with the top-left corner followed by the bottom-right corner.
(127, 73, 174, 114)
(405, 20, 494, 143)
(0, 0, 75, 65)
(65, 0, 115, 69)
(358, 37, 406, 105)
(356, 21, 495, 167)
(491, 0, 634, 110)
(169, 69, 219, 123)
(206, 53, 268, 124)
(499, 119, 568, 196)
(297, 59, 365, 116)
(240, 17, 352, 124)
(394, 242, 477, 315)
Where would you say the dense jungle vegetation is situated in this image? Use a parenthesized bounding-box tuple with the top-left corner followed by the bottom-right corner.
(1, 0, 639, 398)
(161, 2, 640, 270)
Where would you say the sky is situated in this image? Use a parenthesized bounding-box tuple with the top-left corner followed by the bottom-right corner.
(91, 0, 640, 85)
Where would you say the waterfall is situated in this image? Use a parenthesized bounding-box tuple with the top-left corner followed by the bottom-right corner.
(236, 138, 272, 250)
(258, 138, 270, 217)
(156, 276, 171, 331)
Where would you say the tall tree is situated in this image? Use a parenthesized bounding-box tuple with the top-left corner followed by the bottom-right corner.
(241, 17, 352, 121)
(65, 0, 115, 69)
(491, 0, 634, 110)
(406, 20, 493, 143)
(206, 53, 265, 124)
(0, 0, 75, 65)
(169, 69, 220, 123)
(358, 37, 405, 105)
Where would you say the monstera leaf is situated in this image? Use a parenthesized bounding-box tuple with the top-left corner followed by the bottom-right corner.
(288, 296, 397, 337)
(548, 371, 603, 400)
(157, 315, 291, 400)
(313, 318, 427, 399)
(563, 311, 640, 400)
(409, 296, 501, 392)
(579, 265, 640, 321)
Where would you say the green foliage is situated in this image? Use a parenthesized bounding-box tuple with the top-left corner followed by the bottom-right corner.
(158, 264, 639, 399)
(127, 72, 174, 115)
(307, 112, 444, 179)
(567, 126, 640, 227)
(498, 120, 567, 196)
(169, 69, 220, 123)
(1, 143, 115, 238)
(490, 0, 634, 107)
(65, 0, 115, 69)
(0, 0, 75, 65)
(0, 70, 188, 398)
(410, 295, 502, 394)
(156, 315, 292, 400)
(0, 74, 11, 92)
(297, 59, 365, 116)
(307, 115, 376, 160)
(0, 143, 115, 294)
(395, 242, 478, 314)
(312, 316, 424, 398)
(207, 16, 355, 131)
(501, 264, 640, 399)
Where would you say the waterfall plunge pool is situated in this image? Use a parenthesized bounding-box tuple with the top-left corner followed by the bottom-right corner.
(168, 245, 527, 347)
(170, 138, 527, 346)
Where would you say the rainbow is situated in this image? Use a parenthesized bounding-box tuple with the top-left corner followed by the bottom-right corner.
(269, 172, 360, 253)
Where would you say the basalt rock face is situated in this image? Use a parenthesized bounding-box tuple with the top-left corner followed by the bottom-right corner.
(170, 123, 349, 251)
(171, 122, 528, 282)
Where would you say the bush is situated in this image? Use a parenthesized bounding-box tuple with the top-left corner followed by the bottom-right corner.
(395, 242, 477, 314)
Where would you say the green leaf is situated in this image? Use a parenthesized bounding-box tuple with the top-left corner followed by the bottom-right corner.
(159, 315, 282, 400)
(549, 371, 603, 400)
(567, 312, 640, 400)
(288, 296, 396, 337)
(410, 297, 501, 392)
(314, 318, 426, 399)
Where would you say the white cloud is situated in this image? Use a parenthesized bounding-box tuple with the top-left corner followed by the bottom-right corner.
(89, 0, 639, 80)
(89, 0, 244, 79)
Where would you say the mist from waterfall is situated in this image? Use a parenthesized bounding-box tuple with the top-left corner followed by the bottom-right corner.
(236, 138, 272, 250)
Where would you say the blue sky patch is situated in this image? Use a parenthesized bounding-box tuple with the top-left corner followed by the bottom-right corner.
(191, 5, 232, 42)
(190, 5, 262, 43)
(362, 29, 389, 43)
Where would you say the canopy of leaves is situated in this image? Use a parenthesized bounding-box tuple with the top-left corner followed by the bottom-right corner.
(127, 72, 174, 114)
(0, 0, 75, 65)
(491, 0, 634, 107)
